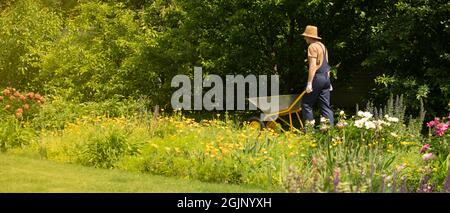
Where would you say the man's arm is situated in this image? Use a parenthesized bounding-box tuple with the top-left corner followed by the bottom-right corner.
(306, 56, 318, 93)
(307, 57, 318, 84)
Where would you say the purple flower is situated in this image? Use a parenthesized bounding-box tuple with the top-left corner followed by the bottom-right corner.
(420, 144, 430, 154)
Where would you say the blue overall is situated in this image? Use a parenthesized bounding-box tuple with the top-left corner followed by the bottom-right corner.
(301, 43, 334, 125)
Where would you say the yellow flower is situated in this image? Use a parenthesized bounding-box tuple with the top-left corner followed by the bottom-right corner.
(400, 141, 415, 146)
(261, 148, 268, 154)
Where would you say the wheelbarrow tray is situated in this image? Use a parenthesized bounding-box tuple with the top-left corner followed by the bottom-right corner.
(248, 94, 302, 116)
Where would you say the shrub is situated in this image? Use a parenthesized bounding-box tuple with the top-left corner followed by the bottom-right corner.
(0, 116, 36, 152)
(42, 117, 146, 168)
(32, 96, 151, 130)
(1, 87, 44, 121)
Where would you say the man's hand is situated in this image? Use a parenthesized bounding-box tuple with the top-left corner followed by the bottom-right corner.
(329, 84, 333, 91)
(306, 82, 313, 93)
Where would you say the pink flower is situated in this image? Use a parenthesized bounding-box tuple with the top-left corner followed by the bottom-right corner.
(448, 114, 450, 119)
(435, 123, 449, 136)
(427, 118, 440, 127)
(420, 144, 430, 154)
(422, 153, 434, 161)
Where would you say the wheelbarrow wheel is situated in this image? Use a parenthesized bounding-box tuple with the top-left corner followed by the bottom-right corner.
(247, 116, 265, 130)
(265, 120, 278, 130)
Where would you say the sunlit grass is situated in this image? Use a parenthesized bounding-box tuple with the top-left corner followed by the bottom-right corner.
(0, 153, 274, 192)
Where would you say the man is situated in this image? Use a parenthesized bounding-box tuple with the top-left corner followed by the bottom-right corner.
(301, 25, 334, 125)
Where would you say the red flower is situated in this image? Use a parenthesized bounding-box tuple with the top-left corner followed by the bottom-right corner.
(35, 94, 41, 100)
(38, 96, 45, 104)
(2, 88, 11, 96)
(420, 144, 430, 154)
(19, 95, 26, 102)
(26, 92, 34, 99)
(0, 96, 3, 101)
(14, 91, 20, 97)
(15, 112, 22, 118)
(16, 108, 23, 114)
(23, 104, 30, 111)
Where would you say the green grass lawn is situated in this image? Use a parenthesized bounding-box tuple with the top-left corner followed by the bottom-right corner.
(0, 153, 274, 192)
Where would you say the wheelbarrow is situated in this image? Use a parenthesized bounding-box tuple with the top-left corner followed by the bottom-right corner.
(247, 91, 306, 131)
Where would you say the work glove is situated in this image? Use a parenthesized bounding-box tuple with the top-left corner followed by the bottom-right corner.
(329, 84, 333, 91)
(306, 82, 313, 93)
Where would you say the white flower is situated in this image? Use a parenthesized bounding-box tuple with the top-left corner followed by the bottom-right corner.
(357, 111, 365, 117)
(386, 116, 399, 123)
(339, 111, 345, 116)
(354, 119, 365, 128)
(320, 117, 329, 123)
(364, 121, 376, 129)
(358, 111, 373, 119)
(306, 120, 315, 126)
(375, 120, 390, 127)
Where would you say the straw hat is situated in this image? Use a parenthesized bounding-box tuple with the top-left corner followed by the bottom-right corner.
(302, 25, 321, 40)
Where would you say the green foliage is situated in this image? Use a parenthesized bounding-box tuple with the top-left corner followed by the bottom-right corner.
(365, 0, 449, 116)
(1, 0, 448, 113)
(41, 116, 146, 168)
(31, 96, 150, 130)
(37, 2, 158, 102)
(0, 0, 62, 90)
(0, 116, 36, 152)
(77, 126, 131, 168)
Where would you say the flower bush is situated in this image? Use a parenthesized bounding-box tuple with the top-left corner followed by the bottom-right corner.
(0, 87, 43, 152)
(425, 112, 450, 161)
(1, 87, 44, 120)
